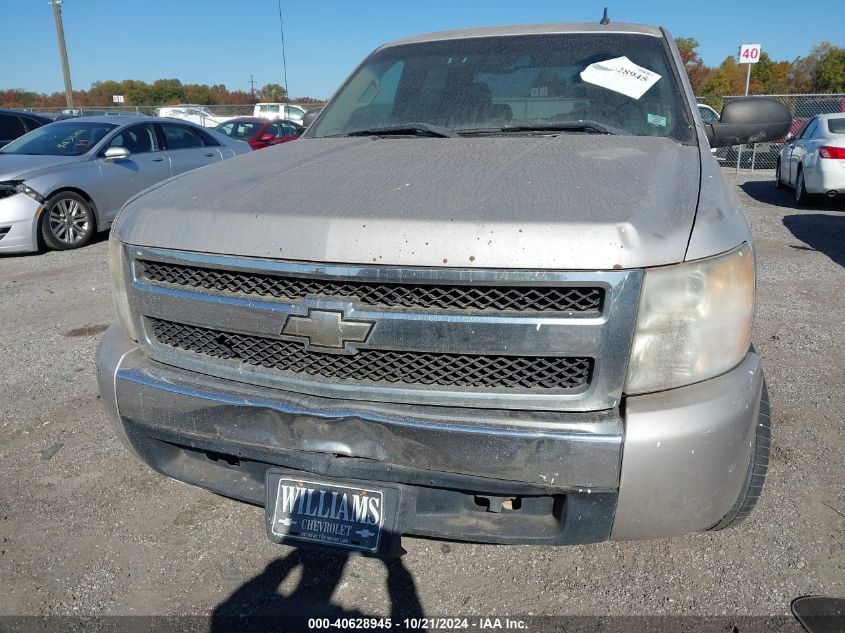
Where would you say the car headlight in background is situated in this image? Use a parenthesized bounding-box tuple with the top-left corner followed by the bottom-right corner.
(108, 230, 139, 342)
(625, 243, 755, 395)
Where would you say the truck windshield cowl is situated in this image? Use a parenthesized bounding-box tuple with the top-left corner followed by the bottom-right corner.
(310, 32, 695, 143)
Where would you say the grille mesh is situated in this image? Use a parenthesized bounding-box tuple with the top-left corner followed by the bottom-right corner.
(149, 318, 592, 391)
(140, 260, 603, 314)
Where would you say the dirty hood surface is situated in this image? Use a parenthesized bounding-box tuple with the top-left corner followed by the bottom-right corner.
(118, 135, 701, 269)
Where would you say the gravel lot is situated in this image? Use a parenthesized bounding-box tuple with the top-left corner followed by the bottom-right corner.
(1, 170, 842, 629)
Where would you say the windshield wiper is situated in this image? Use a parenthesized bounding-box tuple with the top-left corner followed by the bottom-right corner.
(460, 121, 625, 136)
(344, 122, 457, 138)
(502, 121, 624, 135)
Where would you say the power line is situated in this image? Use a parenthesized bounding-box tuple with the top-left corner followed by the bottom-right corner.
(277, 0, 289, 99)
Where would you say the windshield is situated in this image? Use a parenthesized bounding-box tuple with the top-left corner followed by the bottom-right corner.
(310, 33, 694, 142)
(216, 121, 263, 139)
(1, 121, 117, 156)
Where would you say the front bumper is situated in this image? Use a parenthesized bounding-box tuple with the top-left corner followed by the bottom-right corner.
(98, 325, 763, 544)
(0, 192, 41, 253)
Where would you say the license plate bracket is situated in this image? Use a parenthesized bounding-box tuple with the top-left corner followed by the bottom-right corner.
(265, 470, 403, 558)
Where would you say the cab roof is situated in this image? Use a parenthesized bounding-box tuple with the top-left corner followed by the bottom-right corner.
(383, 22, 665, 48)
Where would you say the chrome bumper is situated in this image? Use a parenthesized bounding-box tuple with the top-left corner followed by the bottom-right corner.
(98, 325, 764, 543)
(97, 325, 623, 491)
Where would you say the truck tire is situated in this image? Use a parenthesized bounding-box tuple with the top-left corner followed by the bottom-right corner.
(711, 380, 771, 530)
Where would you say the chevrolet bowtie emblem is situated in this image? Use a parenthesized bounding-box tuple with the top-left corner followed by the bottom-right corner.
(281, 309, 374, 353)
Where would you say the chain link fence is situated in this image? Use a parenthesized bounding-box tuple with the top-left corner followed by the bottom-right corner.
(697, 93, 845, 171)
(21, 102, 323, 124)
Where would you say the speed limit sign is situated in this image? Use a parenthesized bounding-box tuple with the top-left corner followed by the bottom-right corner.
(739, 43, 761, 64)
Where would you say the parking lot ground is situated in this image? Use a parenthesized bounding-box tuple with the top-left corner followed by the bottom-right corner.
(0, 170, 843, 627)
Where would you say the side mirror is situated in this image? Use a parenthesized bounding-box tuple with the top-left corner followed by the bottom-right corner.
(103, 146, 130, 161)
(704, 98, 792, 148)
(785, 131, 795, 142)
(302, 111, 320, 128)
(259, 133, 275, 142)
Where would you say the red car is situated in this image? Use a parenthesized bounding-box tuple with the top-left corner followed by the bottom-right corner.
(214, 117, 303, 150)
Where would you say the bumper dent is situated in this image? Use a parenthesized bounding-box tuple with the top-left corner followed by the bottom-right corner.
(97, 325, 764, 543)
(97, 325, 624, 491)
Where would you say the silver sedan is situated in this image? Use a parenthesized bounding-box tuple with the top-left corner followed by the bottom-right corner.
(0, 116, 251, 253)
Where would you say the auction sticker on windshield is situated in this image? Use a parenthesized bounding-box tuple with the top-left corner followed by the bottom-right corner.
(580, 56, 662, 99)
(267, 475, 387, 553)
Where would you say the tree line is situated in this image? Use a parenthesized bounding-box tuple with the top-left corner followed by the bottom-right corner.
(1, 39, 843, 110)
(0, 79, 322, 109)
(676, 39, 845, 95)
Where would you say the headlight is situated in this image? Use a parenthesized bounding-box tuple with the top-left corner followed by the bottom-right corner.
(0, 180, 45, 203)
(625, 243, 754, 394)
(16, 182, 45, 203)
(108, 230, 139, 342)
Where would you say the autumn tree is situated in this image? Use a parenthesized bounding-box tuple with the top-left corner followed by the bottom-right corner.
(700, 56, 746, 95)
(260, 83, 288, 102)
(150, 79, 184, 104)
(675, 37, 705, 93)
(746, 52, 792, 93)
(183, 84, 215, 104)
(813, 44, 845, 92)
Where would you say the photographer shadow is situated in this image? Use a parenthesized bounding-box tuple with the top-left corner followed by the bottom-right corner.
(210, 545, 423, 633)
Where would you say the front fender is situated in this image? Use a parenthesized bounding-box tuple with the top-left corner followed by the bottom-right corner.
(685, 148, 754, 261)
(27, 162, 106, 230)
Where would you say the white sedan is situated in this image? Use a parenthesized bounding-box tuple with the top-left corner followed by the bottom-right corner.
(776, 113, 845, 204)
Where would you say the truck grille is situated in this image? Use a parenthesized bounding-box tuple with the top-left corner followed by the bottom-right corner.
(128, 246, 643, 410)
(139, 260, 603, 314)
(149, 317, 592, 391)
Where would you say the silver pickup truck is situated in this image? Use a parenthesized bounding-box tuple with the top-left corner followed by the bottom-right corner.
(97, 21, 790, 557)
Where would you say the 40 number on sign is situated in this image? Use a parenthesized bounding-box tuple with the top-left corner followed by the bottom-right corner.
(739, 44, 761, 64)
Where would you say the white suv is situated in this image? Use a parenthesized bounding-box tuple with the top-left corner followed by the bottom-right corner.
(253, 103, 307, 125)
(155, 105, 228, 128)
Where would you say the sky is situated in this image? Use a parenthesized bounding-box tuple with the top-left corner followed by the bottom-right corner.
(2, 0, 844, 99)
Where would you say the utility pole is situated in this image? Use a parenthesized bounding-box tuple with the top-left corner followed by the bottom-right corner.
(50, 0, 74, 109)
(277, 0, 289, 99)
(248, 74, 256, 100)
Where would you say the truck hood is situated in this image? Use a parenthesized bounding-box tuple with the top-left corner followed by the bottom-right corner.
(117, 135, 701, 269)
(0, 154, 84, 181)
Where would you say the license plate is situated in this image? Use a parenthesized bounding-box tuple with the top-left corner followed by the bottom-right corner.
(266, 475, 387, 553)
